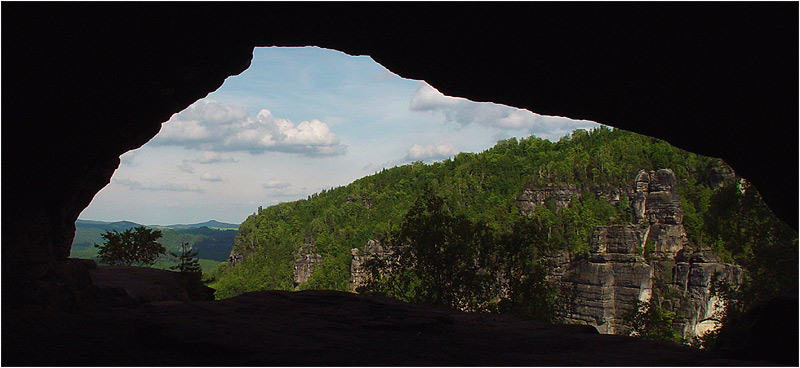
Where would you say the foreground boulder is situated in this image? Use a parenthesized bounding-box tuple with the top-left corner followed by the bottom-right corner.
(89, 264, 214, 304)
(3, 290, 754, 366)
(713, 295, 799, 366)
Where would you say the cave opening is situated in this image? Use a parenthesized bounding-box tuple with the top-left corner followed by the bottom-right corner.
(4, 4, 796, 365)
(73, 46, 601, 272)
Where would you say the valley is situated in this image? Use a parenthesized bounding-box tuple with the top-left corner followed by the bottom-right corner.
(70, 219, 238, 274)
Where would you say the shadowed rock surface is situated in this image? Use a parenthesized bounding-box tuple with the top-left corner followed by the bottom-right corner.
(3, 4, 797, 309)
(536, 169, 743, 339)
(3, 289, 758, 366)
(2, 4, 796, 366)
(90, 265, 214, 304)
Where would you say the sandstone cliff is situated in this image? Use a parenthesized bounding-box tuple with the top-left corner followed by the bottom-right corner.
(345, 169, 741, 340)
(543, 169, 742, 339)
(293, 243, 322, 287)
(350, 239, 398, 292)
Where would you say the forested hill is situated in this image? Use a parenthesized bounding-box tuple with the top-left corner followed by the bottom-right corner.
(212, 126, 795, 300)
(71, 220, 238, 273)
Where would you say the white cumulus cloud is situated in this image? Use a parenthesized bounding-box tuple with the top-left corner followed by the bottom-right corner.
(409, 82, 599, 141)
(262, 179, 291, 189)
(115, 178, 204, 193)
(120, 151, 140, 167)
(196, 151, 237, 164)
(177, 160, 195, 173)
(200, 172, 223, 182)
(153, 99, 347, 157)
(407, 144, 459, 161)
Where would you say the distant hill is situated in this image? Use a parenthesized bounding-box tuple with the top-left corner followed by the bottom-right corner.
(75, 219, 143, 232)
(161, 220, 240, 230)
(71, 219, 240, 272)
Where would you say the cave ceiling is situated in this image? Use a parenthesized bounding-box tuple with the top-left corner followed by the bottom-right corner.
(2, 3, 797, 284)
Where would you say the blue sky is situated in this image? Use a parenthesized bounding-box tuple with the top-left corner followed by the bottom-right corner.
(79, 47, 600, 225)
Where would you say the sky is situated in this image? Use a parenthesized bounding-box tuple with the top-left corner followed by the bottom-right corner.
(79, 47, 600, 225)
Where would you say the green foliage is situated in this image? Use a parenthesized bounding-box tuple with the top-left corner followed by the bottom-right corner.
(168, 242, 209, 298)
(170, 242, 202, 276)
(73, 222, 234, 276)
(702, 182, 798, 305)
(212, 126, 791, 325)
(395, 193, 497, 310)
(360, 193, 499, 312)
(95, 226, 166, 266)
(625, 299, 682, 343)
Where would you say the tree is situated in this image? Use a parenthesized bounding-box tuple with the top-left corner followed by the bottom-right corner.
(95, 226, 166, 266)
(170, 242, 202, 276)
(361, 192, 499, 312)
(624, 299, 682, 343)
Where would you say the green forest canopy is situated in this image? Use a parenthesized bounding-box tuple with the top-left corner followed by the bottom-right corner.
(210, 126, 797, 306)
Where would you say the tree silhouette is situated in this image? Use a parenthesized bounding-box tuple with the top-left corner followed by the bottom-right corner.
(170, 242, 202, 277)
(95, 226, 166, 266)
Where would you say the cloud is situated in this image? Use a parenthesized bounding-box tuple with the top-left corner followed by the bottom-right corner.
(196, 151, 237, 164)
(409, 83, 464, 111)
(262, 179, 291, 189)
(200, 172, 223, 182)
(407, 143, 459, 161)
(177, 160, 195, 173)
(362, 143, 459, 172)
(115, 178, 204, 193)
(120, 151, 140, 167)
(153, 99, 347, 157)
(177, 151, 236, 173)
(409, 82, 599, 140)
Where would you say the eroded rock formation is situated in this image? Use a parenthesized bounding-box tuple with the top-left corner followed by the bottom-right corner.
(517, 185, 581, 214)
(549, 169, 742, 339)
(293, 243, 322, 287)
(557, 225, 654, 334)
(350, 239, 397, 292)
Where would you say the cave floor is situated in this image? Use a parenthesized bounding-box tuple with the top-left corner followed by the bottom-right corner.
(3, 290, 757, 366)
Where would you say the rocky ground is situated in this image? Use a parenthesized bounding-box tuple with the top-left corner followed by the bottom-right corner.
(3, 265, 763, 366)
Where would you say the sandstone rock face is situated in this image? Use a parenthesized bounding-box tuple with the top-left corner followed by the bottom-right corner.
(632, 169, 683, 225)
(293, 243, 322, 287)
(707, 161, 736, 189)
(517, 184, 632, 217)
(227, 251, 245, 265)
(550, 168, 741, 340)
(558, 225, 653, 334)
(350, 240, 397, 292)
(517, 185, 581, 214)
(670, 249, 742, 338)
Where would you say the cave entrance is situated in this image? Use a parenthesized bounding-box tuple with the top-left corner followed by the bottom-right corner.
(72, 46, 600, 273)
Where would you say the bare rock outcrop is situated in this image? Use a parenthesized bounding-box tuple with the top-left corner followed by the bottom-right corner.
(549, 168, 741, 340)
(558, 225, 653, 334)
(227, 251, 245, 265)
(350, 239, 397, 292)
(517, 185, 581, 214)
(671, 249, 743, 338)
(293, 243, 322, 287)
(632, 169, 683, 225)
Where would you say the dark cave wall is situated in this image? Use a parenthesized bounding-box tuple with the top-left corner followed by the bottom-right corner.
(2, 3, 797, 306)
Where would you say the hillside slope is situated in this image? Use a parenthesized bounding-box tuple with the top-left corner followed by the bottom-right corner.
(213, 127, 736, 295)
(212, 126, 796, 344)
